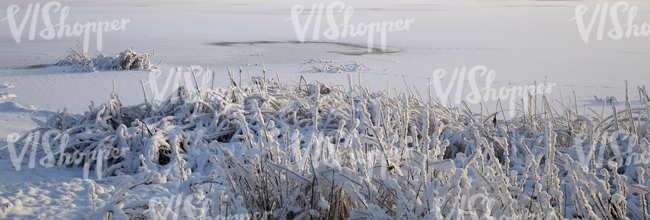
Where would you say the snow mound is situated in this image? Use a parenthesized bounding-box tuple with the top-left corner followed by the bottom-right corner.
(0, 102, 38, 113)
(0, 92, 16, 101)
(0, 84, 16, 100)
(7, 72, 650, 219)
(0, 164, 87, 219)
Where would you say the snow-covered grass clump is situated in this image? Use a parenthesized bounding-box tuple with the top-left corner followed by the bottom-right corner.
(6, 71, 650, 219)
(302, 58, 367, 73)
(55, 46, 155, 72)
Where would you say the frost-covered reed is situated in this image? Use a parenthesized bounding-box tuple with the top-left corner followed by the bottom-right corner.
(6, 69, 650, 220)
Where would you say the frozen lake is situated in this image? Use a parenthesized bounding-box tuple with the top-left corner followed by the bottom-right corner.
(0, 1, 650, 218)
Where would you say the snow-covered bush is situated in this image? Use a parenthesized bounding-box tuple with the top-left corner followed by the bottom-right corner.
(55, 45, 155, 72)
(7, 70, 650, 219)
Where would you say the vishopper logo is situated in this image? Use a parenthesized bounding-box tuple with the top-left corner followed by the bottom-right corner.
(3, 131, 129, 180)
(145, 194, 272, 220)
(1, 1, 130, 52)
(572, 129, 650, 171)
(428, 65, 556, 117)
(288, 130, 393, 179)
(143, 65, 215, 102)
(428, 193, 555, 219)
(570, 1, 650, 43)
(286, 1, 414, 53)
